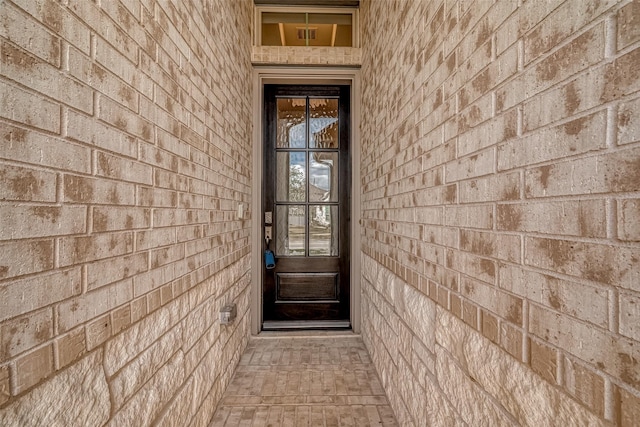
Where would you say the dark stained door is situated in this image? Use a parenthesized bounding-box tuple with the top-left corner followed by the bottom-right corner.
(262, 85, 350, 329)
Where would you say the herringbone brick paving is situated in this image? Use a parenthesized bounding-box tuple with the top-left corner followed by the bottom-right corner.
(210, 334, 398, 426)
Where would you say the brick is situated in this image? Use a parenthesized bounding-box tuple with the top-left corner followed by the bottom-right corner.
(93, 206, 151, 232)
(443, 205, 493, 229)
(457, 94, 493, 134)
(133, 263, 177, 297)
(94, 36, 153, 99)
(0, 3, 61, 66)
(529, 303, 640, 388)
(616, 385, 640, 427)
(618, 96, 640, 146)
(460, 276, 523, 325)
(499, 263, 609, 328)
(481, 309, 499, 344)
(59, 232, 134, 266)
(130, 297, 147, 323)
(497, 200, 607, 238)
(153, 209, 206, 228)
(0, 239, 54, 281)
(67, 46, 138, 112)
(112, 305, 132, 334)
(526, 24, 605, 97)
(0, 80, 60, 133)
(55, 327, 86, 369)
(87, 252, 148, 291)
(523, 0, 616, 64)
(67, 110, 138, 158)
(448, 249, 496, 285)
(525, 147, 640, 198)
(503, 110, 607, 170)
(525, 236, 640, 290)
(0, 308, 53, 359)
(460, 229, 521, 263)
(458, 172, 521, 203)
(0, 123, 91, 173)
(17, 0, 90, 54)
(139, 144, 180, 172)
(601, 47, 640, 102)
(98, 95, 153, 142)
(500, 322, 523, 361)
(450, 43, 509, 108)
(14, 344, 54, 394)
(57, 279, 133, 332)
(444, 147, 494, 183)
(0, 164, 57, 203)
(150, 244, 185, 269)
(67, 0, 137, 61)
(618, 199, 640, 241)
(137, 186, 178, 207)
(63, 174, 135, 205)
(1, 40, 92, 113)
(457, 109, 518, 157)
(518, 0, 565, 35)
(0, 268, 81, 322)
(86, 314, 112, 351)
(462, 300, 478, 330)
(97, 151, 153, 185)
(530, 339, 557, 384)
(0, 364, 9, 405)
(618, 0, 640, 51)
(619, 292, 640, 342)
(156, 127, 190, 159)
(136, 228, 177, 251)
(0, 205, 86, 240)
(563, 357, 605, 417)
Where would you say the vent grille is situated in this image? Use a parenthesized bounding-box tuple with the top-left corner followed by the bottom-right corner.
(296, 27, 317, 40)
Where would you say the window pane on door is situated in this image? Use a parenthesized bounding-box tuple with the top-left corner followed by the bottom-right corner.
(309, 152, 338, 202)
(276, 205, 306, 256)
(277, 98, 306, 148)
(309, 205, 338, 256)
(309, 98, 338, 148)
(276, 152, 306, 202)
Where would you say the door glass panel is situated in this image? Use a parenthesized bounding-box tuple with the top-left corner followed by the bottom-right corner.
(277, 98, 306, 148)
(276, 205, 306, 256)
(309, 98, 338, 148)
(309, 205, 338, 256)
(276, 152, 306, 202)
(309, 152, 338, 202)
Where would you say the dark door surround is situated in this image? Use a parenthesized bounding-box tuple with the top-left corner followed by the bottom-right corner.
(262, 84, 351, 330)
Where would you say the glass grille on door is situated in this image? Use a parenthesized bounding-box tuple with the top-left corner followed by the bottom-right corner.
(274, 97, 339, 257)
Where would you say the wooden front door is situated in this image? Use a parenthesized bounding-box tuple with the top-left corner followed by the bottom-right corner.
(262, 85, 351, 329)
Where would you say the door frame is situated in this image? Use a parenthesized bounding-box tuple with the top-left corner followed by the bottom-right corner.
(251, 66, 361, 335)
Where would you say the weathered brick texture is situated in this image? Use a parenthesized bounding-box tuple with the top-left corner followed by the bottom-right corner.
(0, 0, 253, 425)
(360, 0, 639, 425)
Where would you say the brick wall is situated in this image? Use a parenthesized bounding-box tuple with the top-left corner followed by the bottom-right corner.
(0, 0, 253, 425)
(360, 0, 639, 425)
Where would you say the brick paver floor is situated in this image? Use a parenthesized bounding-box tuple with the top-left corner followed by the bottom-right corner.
(209, 333, 398, 426)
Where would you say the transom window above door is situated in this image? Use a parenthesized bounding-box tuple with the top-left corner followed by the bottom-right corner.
(254, 6, 359, 47)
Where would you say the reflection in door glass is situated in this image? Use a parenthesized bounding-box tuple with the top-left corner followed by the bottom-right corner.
(309, 152, 338, 202)
(309, 98, 338, 148)
(276, 205, 306, 256)
(277, 98, 306, 148)
(309, 205, 338, 256)
(276, 152, 306, 202)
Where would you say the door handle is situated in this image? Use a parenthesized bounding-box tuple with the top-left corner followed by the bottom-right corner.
(265, 226, 272, 244)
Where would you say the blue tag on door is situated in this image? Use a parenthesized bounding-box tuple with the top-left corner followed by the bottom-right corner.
(264, 250, 275, 269)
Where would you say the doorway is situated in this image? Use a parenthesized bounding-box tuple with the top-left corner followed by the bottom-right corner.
(262, 84, 351, 330)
